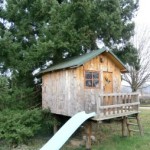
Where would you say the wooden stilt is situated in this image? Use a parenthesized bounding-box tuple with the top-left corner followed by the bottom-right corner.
(126, 118, 131, 136)
(122, 116, 127, 137)
(136, 114, 144, 136)
(85, 121, 92, 150)
(95, 122, 100, 144)
(53, 114, 59, 135)
(53, 124, 58, 134)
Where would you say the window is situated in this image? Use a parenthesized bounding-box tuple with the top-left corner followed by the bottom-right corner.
(85, 71, 100, 88)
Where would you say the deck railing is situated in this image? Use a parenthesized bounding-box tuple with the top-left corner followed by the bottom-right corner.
(96, 93, 140, 119)
(84, 92, 140, 120)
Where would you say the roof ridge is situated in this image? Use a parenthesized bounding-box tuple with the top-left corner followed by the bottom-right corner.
(39, 47, 127, 74)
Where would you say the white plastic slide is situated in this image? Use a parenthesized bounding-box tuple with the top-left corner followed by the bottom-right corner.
(40, 111, 96, 150)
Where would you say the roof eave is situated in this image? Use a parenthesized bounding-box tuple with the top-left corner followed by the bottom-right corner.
(121, 69, 128, 73)
(108, 51, 128, 72)
(40, 64, 82, 75)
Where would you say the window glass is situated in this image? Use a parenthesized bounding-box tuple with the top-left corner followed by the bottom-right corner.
(93, 80, 99, 87)
(86, 80, 92, 87)
(85, 72, 92, 79)
(93, 72, 99, 79)
(85, 71, 99, 88)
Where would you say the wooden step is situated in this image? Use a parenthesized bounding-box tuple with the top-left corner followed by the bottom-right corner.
(127, 116, 136, 119)
(124, 114, 144, 136)
(127, 123, 138, 126)
(129, 129, 140, 132)
(126, 114, 143, 136)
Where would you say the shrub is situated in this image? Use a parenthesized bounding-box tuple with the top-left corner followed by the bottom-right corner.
(41, 109, 58, 134)
(0, 108, 57, 145)
(0, 109, 42, 145)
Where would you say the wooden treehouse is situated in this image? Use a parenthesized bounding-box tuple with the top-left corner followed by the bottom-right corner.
(40, 48, 143, 149)
(41, 48, 140, 119)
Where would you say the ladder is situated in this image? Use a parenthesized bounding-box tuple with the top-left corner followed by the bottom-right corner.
(126, 113, 144, 136)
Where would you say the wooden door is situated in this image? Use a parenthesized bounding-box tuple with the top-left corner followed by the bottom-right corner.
(103, 72, 113, 93)
(103, 72, 113, 106)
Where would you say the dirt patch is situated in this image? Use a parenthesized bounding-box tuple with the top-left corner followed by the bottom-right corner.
(11, 145, 29, 150)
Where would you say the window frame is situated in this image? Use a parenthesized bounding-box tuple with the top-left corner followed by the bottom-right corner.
(84, 70, 100, 89)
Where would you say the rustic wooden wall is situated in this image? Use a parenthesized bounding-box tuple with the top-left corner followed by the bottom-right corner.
(42, 52, 122, 116)
(99, 52, 121, 92)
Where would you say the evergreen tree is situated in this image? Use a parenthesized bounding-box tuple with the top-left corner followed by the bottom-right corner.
(0, 0, 139, 123)
(0, 0, 138, 77)
(0, 0, 139, 144)
(0, 0, 139, 115)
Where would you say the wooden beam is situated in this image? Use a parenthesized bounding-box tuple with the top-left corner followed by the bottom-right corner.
(92, 111, 140, 121)
(100, 92, 139, 97)
(99, 102, 140, 109)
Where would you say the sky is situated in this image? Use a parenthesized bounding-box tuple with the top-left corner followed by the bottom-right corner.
(121, 0, 150, 87)
(134, 0, 150, 27)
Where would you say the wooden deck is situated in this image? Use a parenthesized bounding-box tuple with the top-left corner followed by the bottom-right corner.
(88, 93, 140, 121)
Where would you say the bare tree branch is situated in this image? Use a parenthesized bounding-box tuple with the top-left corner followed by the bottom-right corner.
(123, 25, 150, 91)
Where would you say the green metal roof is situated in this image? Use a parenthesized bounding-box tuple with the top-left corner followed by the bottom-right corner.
(40, 47, 127, 74)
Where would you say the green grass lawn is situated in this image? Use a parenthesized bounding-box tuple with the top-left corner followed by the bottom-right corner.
(92, 109, 150, 150)
(140, 104, 150, 107)
(0, 109, 150, 150)
(63, 109, 150, 150)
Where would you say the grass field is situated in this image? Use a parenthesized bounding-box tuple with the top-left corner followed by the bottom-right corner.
(94, 109, 150, 150)
(0, 109, 150, 150)
(63, 109, 150, 150)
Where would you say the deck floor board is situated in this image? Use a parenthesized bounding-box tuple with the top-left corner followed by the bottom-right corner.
(92, 111, 140, 121)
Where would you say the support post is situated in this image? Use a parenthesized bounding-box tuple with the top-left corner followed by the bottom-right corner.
(95, 122, 100, 145)
(122, 116, 127, 137)
(53, 124, 58, 134)
(126, 119, 131, 136)
(136, 114, 144, 136)
(85, 121, 92, 150)
(53, 114, 59, 135)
